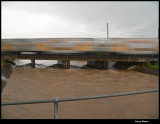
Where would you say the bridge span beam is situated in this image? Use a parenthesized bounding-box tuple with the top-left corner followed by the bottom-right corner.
(87, 61, 109, 70)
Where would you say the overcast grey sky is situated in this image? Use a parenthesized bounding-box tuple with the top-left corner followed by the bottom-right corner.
(2, 1, 159, 38)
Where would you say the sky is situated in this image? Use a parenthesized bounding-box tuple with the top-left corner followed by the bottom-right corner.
(1, 1, 159, 38)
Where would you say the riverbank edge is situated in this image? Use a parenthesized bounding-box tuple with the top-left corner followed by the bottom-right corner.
(113, 62, 159, 76)
(1, 59, 16, 93)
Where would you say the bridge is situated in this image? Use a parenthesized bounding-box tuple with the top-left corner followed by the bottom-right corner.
(1, 38, 159, 69)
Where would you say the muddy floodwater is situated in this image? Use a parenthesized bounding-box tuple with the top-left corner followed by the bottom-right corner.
(1, 60, 159, 119)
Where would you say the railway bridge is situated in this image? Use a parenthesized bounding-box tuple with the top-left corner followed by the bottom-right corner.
(2, 38, 159, 69)
(2, 51, 159, 69)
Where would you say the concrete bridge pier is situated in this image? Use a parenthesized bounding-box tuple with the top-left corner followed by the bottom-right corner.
(146, 59, 150, 64)
(57, 60, 63, 64)
(57, 60, 70, 69)
(87, 61, 109, 70)
(31, 58, 35, 68)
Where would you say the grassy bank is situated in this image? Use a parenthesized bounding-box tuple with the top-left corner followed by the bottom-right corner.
(1, 57, 11, 67)
(1, 59, 7, 67)
(146, 64, 159, 69)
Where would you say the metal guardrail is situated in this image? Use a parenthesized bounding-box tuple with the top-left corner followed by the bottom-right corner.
(1, 89, 158, 119)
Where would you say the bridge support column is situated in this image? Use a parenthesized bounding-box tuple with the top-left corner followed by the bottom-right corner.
(31, 58, 35, 68)
(57, 60, 70, 69)
(146, 59, 150, 64)
(63, 60, 70, 69)
(87, 61, 109, 70)
(57, 60, 63, 64)
(87, 61, 96, 67)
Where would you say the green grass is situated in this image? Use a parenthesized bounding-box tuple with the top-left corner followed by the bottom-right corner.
(1, 57, 9, 67)
(146, 64, 159, 69)
(1, 59, 7, 67)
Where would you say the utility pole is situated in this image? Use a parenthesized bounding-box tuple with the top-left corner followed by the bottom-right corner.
(107, 23, 109, 39)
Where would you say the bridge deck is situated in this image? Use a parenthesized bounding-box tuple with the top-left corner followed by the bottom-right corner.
(2, 51, 158, 62)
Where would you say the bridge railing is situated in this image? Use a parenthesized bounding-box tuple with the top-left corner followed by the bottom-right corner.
(1, 89, 158, 119)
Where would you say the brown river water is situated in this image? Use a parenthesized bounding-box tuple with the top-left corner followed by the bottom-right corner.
(1, 60, 159, 119)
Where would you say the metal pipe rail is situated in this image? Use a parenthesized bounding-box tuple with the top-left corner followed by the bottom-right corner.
(1, 89, 158, 119)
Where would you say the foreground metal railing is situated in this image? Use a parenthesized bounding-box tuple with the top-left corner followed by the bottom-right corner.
(1, 89, 158, 119)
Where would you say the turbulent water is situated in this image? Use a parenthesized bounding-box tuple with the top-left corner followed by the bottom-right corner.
(1, 60, 159, 119)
